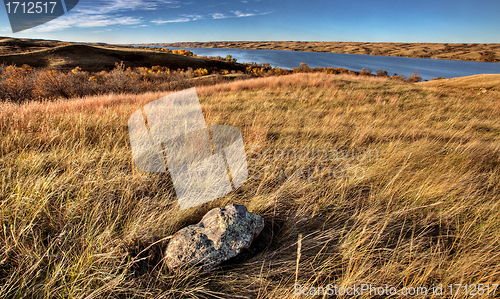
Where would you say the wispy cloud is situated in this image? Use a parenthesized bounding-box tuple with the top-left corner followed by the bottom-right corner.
(152, 10, 272, 24)
(21, 0, 271, 32)
(77, 0, 181, 15)
(30, 14, 142, 32)
(232, 10, 256, 17)
(30, 0, 184, 32)
(186, 14, 204, 21)
(152, 14, 203, 23)
(152, 17, 191, 24)
(220, 10, 271, 19)
(211, 13, 230, 19)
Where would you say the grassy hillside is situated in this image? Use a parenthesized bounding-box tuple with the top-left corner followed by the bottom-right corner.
(157, 41, 500, 62)
(419, 74, 500, 92)
(0, 36, 70, 54)
(0, 43, 245, 72)
(1, 74, 500, 297)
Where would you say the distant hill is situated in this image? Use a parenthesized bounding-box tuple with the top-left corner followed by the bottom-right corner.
(152, 41, 500, 62)
(418, 74, 500, 92)
(0, 39, 245, 72)
(0, 36, 72, 54)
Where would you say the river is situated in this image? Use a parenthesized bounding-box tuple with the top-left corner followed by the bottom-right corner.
(161, 46, 500, 81)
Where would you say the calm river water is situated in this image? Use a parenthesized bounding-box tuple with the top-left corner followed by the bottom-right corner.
(164, 46, 500, 81)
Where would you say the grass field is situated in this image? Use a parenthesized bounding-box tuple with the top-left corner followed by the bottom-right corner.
(158, 41, 500, 62)
(418, 74, 500, 92)
(1, 73, 500, 298)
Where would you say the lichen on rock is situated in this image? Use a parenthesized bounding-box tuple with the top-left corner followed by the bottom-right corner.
(164, 204, 264, 271)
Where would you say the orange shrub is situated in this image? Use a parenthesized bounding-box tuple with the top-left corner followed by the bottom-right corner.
(172, 49, 195, 57)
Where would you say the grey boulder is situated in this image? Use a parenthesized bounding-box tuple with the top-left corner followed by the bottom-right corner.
(164, 204, 264, 271)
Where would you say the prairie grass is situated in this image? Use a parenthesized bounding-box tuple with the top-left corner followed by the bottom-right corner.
(1, 73, 499, 298)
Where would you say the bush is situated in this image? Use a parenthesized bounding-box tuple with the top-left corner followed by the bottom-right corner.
(376, 69, 389, 77)
(172, 49, 195, 57)
(391, 73, 407, 82)
(406, 71, 422, 83)
(298, 62, 310, 72)
(0, 65, 36, 102)
(360, 68, 373, 76)
(225, 54, 237, 63)
(0, 62, 226, 103)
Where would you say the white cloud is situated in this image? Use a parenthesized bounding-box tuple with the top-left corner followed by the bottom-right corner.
(232, 10, 255, 17)
(152, 14, 203, 23)
(187, 14, 204, 21)
(211, 13, 229, 19)
(29, 0, 183, 32)
(31, 14, 142, 32)
(232, 10, 272, 18)
(77, 0, 181, 15)
(151, 10, 272, 24)
(11, 0, 273, 32)
(152, 17, 190, 24)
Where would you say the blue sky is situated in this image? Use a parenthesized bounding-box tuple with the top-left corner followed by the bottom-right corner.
(0, 0, 499, 43)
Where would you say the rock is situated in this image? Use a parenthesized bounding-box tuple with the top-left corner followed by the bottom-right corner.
(164, 204, 264, 271)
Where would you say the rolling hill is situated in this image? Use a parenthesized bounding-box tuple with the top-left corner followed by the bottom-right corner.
(155, 41, 500, 62)
(0, 43, 246, 72)
(418, 74, 500, 92)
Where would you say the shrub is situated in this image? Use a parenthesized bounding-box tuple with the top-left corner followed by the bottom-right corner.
(194, 68, 209, 77)
(298, 62, 310, 72)
(172, 49, 195, 57)
(0, 62, 232, 102)
(360, 68, 373, 76)
(406, 71, 422, 83)
(225, 54, 237, 63)
(0, 64, 36, 102)
(391, 73, 407, 82)
(376, 69, 389, 77)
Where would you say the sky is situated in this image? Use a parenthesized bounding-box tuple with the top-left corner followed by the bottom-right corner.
(0, 0, 499, 44)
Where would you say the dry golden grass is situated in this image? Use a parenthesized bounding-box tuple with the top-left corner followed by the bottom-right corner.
(419, 74, 500, 92)
(1, 73, 500, 298)
(160, 41, 500, 62)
